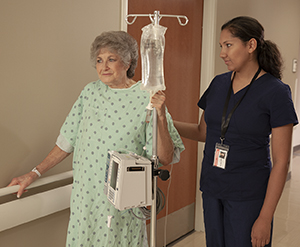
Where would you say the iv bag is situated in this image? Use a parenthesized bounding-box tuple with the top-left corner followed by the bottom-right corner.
(140, 24, 167, 93)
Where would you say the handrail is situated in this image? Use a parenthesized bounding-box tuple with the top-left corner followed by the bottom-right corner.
(0, 171, 73, 198)
(0, 184, 72, 232)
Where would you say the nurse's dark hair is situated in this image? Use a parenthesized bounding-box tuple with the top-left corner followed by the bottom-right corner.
(221, 16, 283, 79)
(90, 31, 138, 79)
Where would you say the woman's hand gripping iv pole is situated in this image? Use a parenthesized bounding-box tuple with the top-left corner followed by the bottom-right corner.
(146, 90, 166, 122)
(145, 90, 156, 123)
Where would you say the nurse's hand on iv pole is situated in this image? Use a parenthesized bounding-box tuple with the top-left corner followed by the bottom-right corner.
(150, 91, 166, 118)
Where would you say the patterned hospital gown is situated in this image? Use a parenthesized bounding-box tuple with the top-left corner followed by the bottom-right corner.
(56, 80, 184, 247)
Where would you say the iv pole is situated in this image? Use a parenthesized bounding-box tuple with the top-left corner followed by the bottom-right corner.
(125, 11, 188, 247)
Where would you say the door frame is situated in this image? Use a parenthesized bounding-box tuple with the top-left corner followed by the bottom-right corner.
(120, 0, 218, 233)
(195, 0, 218, 232)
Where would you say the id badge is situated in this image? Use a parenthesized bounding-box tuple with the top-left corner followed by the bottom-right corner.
(213, 143, 229, 169)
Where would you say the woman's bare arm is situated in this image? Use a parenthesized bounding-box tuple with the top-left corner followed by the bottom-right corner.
(251, 123, 293, 247)
(7, 145, 71, 198)
(151, 91, 175, 166)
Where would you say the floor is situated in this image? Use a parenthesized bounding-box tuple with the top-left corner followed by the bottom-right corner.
(168, 155, 300, 247)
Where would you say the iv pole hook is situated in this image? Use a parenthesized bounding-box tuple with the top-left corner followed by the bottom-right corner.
(126, 10, 189, 26)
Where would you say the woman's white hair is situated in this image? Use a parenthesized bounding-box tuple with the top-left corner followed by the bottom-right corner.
(90, 31, 138, 79)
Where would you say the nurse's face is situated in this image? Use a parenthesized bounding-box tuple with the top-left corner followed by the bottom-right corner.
(219, 29, 251, 72)
(96, 48, 129, 88)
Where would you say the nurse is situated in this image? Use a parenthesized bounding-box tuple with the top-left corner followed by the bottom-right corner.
(174, 16, 298, 247)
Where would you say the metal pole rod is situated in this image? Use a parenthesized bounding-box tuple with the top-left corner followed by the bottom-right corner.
(153, 10, 160, 26)
(152, 107, 158, 156)
(150, 107, 158, 247)
(150, 176, 157, 247)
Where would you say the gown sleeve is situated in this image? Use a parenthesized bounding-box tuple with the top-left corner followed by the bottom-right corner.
(56, 87, 85, 151)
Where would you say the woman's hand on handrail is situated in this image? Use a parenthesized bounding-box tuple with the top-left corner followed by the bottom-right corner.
(7, 172, 39, 198)
(7, 145, 71, 198)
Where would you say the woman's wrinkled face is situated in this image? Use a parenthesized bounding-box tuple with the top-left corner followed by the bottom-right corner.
(219, 29, 251, 72)
(96, 48, 129, 88)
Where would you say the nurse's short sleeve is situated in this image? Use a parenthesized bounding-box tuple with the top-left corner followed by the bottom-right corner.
(197, 77, 216, 110)
(59, 89, 84, 147)
(269, 83, 298, 128)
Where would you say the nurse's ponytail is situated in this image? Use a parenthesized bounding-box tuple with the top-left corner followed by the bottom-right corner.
(258, 39, 283, 80)
(222, 16, 283, 80)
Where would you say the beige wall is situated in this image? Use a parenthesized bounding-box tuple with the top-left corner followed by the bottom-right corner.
(0, 0, 121, 184)
(0, 1, 121, 246)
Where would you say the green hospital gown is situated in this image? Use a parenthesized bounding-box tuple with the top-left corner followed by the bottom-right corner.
(57, 80, 184, 247)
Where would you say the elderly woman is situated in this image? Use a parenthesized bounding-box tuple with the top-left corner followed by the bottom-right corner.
(8, 31, 184, 247)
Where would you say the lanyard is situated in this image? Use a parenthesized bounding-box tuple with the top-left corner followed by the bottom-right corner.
(220, 67, 261, 143)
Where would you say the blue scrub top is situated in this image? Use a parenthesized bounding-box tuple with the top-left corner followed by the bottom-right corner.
(198, 72, 298, 201)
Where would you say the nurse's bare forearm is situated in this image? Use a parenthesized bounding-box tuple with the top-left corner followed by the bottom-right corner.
(257, 124, 293, 222)
(258, 162, 288, 222)
(173, 112, 206, 142)
(173, 121, 200, 140)
(251, 124, 293, 245)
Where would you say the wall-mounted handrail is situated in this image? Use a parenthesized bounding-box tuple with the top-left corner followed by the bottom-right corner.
(0, 171, 73, 198)
(0, 171, 73, 232)
(0, 184, 72, 232)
